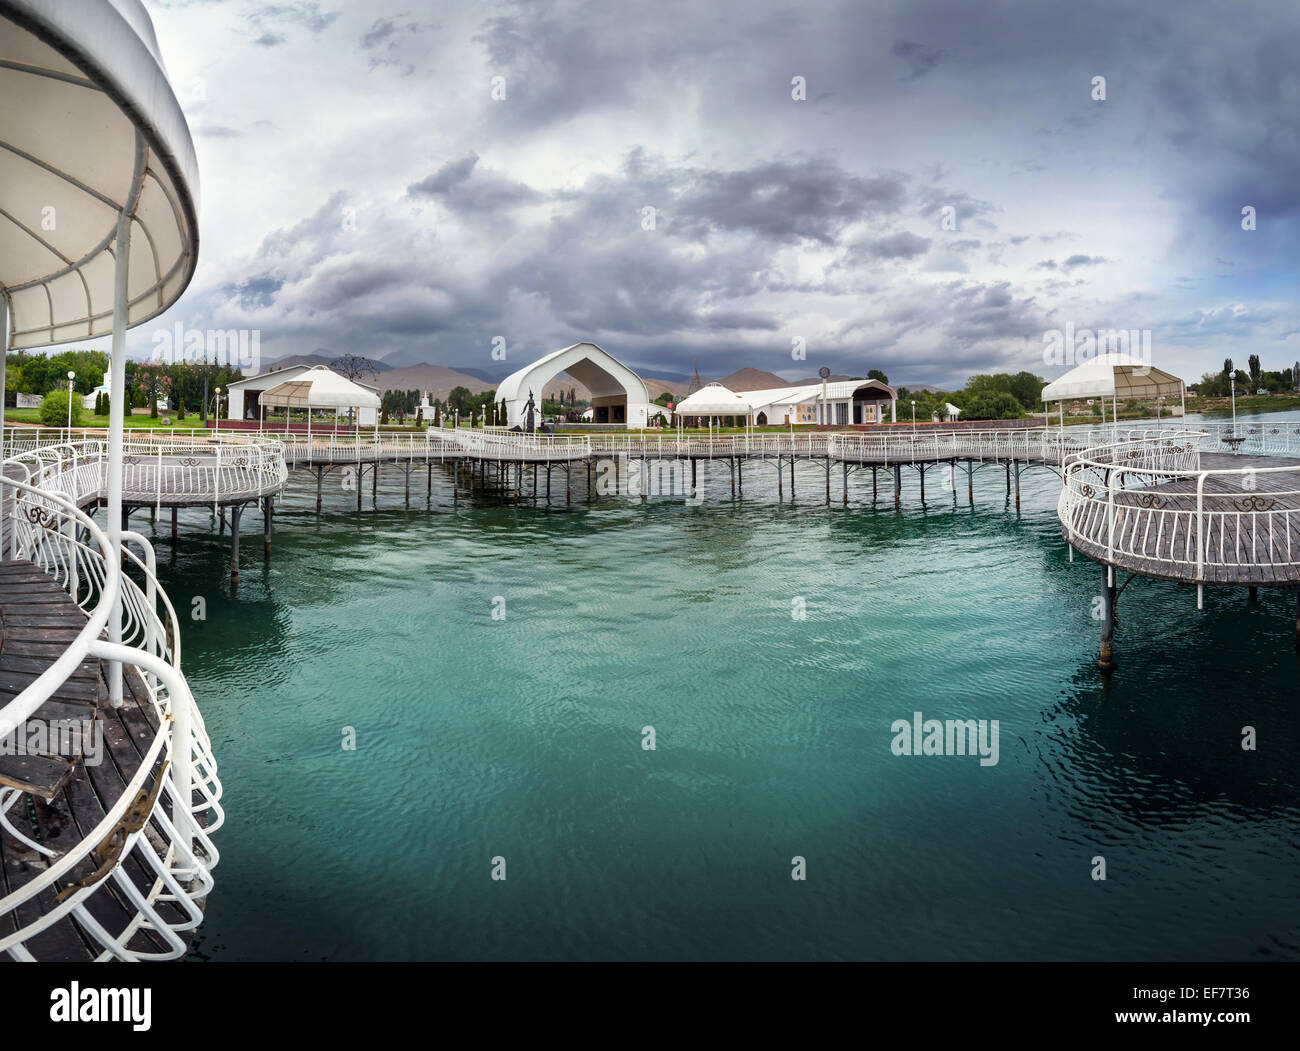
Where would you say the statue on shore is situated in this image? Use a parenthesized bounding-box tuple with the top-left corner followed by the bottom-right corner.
(524, 389, 537, 433)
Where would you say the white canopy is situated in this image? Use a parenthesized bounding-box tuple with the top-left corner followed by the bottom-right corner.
(1041, 352, 1183, 402)
(674, 383, 753, 416)
(260, 366, 381, 410)
(0, 0, 200, 349)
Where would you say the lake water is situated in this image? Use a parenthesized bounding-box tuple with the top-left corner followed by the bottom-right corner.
(147, 413, 1298, 960)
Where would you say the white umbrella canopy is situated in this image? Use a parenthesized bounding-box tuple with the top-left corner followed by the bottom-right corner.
(259, 366, 382, 410)
(0, 0, 200, 348)
(674, 383, 753, 416)
(1040, 352, 1183, 402)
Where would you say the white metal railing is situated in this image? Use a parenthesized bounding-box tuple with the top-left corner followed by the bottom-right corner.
(0, 470, 222, 961)
(2, 435, 285, 519)
(1058, 430, 1300, 579)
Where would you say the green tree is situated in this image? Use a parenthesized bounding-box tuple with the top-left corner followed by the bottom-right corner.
(867, 368, 888, 384)
(1248, 354, 1261, 390)
(40, 388, 82, 427)
(1008, 371, 1045, 409)
(962, 391, 1024, 420)
(135, 363, 171, 418)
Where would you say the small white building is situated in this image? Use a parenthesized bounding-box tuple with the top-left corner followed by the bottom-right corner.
(933, 401, 961, 422)
(743, 379, 897, 426)
(225, 364, 379, 426)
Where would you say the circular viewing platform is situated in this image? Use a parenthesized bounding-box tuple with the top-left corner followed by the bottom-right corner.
(2, 434, 287, 511)
(1059, 434, 1300, 587)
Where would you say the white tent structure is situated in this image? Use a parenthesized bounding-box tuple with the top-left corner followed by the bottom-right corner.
(259, 365, 382, 441)
(1, 0, 200, 706)
(1040, 352, 1185, 431)
(674, 383, 754, 423)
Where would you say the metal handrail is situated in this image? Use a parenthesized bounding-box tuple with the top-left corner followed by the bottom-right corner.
(0, 463, 221, 961)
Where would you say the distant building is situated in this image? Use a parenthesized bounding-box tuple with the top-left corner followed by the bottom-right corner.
(686, 362, 704, 396)
(742, 378, 897, 426)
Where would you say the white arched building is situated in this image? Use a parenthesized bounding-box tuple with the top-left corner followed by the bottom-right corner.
(498, 342, 652, 428)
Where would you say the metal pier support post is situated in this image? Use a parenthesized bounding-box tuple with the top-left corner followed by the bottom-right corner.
(357, 464, 363, 511)
(546, 465, 552, 503)
(824, 460, 829, 503)
(1099, 565, 1117, 671)
(1248, 586, 1258, 602)
(427, 461, 432, 497)
(219, 507, 225, 534)
(1295, 591, 1300, 649)
(842, 462, 847, 505)
(372, 460, 378, 502)
(263, 496, 272, 557)
(316, 466, 324, 511)
(789, 456, 795, 498)
(872, 465, 877, 502)
(967, 463, 974, 505)
(566, 466, 571, 505)
(229, 503, 243, 583)
(1014, 461, 1021, 508)
(171, 506, 178, 540)
(919, 463, 926, 502)
(738, 459, 743, 498)
(731, 458, 735, 499)
(893, 465, 901, 508)
(405, 464, 410, 506)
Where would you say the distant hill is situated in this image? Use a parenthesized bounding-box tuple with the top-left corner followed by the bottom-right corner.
(713, 367, 792, 392)
(373, 364, 499, 400)
(258, 352, 394, 374)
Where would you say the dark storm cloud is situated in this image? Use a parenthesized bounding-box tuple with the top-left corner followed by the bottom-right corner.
(248, 2, 339, 34)
(853, 231, 932, 260)
(145, 0, 1300, 388)
(892, 40, 942, 80)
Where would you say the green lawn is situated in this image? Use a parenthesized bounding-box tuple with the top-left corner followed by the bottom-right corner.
(3, 408, 200, 429)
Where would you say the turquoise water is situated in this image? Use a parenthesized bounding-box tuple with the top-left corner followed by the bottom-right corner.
(142, 415, 1297, 961)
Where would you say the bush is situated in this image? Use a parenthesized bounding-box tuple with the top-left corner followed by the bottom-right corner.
(40, 388, 82, 428)
(176, 400, 186, 420)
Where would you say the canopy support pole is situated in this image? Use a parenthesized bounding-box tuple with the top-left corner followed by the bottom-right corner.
(0, 288, 8, 470)
(107, 134, 146, 711)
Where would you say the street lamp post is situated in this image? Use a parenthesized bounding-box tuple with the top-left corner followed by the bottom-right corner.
(1230, 374, 1237, 436)
(910, 399, 916, 434)
(214, 387, 222, 435)
(67, 370, 76, 435)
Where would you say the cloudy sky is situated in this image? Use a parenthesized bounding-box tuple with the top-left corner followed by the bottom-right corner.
(129, 0, 1300, 386)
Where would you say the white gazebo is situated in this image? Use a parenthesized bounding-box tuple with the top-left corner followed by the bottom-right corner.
(673, 383, 754, 425)
(259, 365, 382, 441)
(1040, 352, 1185, 431)
(1, 0, 200, 705)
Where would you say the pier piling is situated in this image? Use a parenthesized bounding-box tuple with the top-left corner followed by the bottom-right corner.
(1098, 566, 1117, 671)
(229, 504, 243, 583)
(263, 496, 272, 557)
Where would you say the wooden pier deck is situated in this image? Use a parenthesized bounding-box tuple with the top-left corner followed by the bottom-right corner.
(0, 560, 193, 961)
